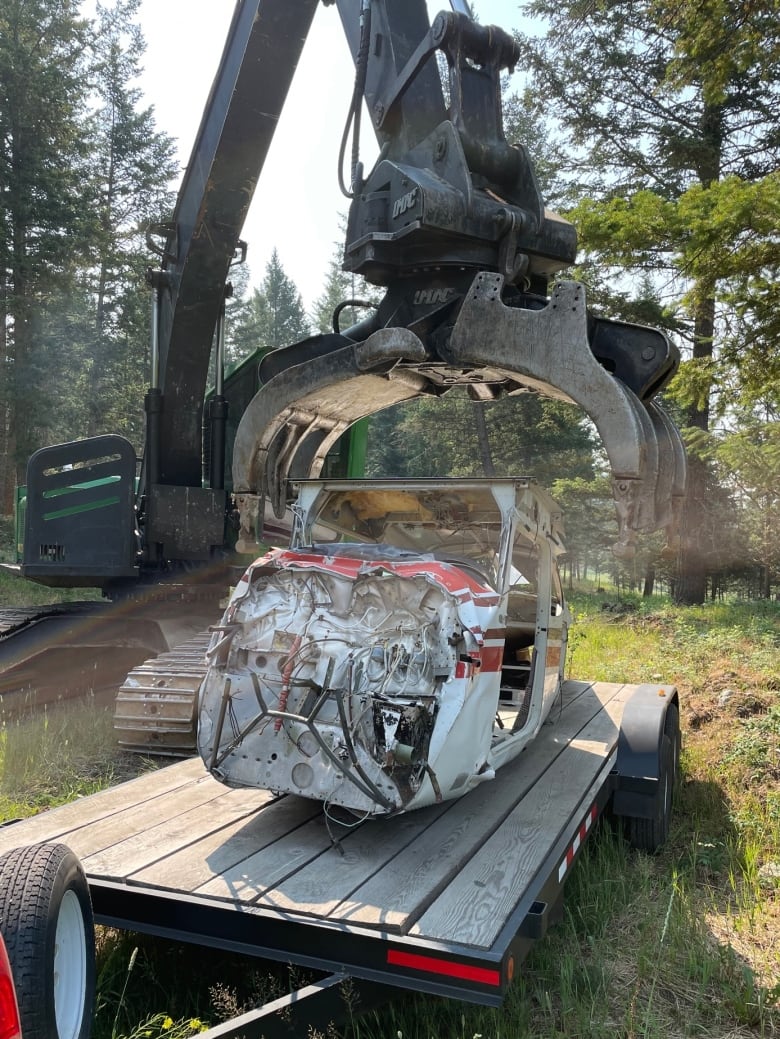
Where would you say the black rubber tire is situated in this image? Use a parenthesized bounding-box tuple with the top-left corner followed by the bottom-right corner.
(0, 843, 95, 1039)
(627, 732, 674, 854)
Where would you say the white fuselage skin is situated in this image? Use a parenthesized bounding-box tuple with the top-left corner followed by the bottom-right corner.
(198, 480, 570, 815)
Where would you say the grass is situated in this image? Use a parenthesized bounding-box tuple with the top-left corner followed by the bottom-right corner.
(1, 589, 778, 1037)
(0, 558, 102, 607)
(0, 697, 146, 820)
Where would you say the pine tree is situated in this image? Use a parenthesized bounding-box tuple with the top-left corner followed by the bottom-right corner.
(231, 250, 310, 357)
(518, 0, 780, 602)
(311, 238, 380, 336)
(717, 415, 780, 599)
(366, 389, 595, 484)
(82, 0, 177, 446)
(0, 0, 93, 509)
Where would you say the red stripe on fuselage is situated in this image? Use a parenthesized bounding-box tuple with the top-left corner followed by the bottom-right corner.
(261, 550, 499, 599)
(480, 644, 504, 672)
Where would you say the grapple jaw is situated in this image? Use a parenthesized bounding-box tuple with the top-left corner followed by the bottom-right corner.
(446, 276, 686, 558)
(232, 275, 685, 558)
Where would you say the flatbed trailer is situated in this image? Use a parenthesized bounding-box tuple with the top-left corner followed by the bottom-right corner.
(0, 677, 677, 1037)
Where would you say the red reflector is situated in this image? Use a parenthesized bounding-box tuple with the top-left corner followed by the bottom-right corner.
(387, 948, 501, 987)
(0, 973, 22, 1039)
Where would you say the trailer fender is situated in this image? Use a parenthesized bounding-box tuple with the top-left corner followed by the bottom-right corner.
(612, 684, 678, 821)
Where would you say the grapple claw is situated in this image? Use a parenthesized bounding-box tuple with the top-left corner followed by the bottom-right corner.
(232, 327, 436, 523)
(446, 276, 686, 551)
(232, 274, 685, 555)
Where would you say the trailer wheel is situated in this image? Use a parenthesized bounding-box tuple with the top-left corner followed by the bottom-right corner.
(627, 732, 674, 854)
(0, 843, 95, 1039)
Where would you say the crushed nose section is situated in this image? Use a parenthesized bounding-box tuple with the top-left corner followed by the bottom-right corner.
(197, 553, 469, 815)
(231, 275, 685, 558)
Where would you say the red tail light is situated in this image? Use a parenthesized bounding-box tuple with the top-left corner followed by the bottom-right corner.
(0, 936, 21, 1039)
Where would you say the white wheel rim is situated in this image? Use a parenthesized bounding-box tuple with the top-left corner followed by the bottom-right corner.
(54, 889, 87, 1039)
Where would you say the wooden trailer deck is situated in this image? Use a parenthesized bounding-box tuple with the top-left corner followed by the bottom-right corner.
(0, 679, 652, 1004)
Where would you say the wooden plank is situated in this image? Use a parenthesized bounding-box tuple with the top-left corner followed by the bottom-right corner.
(410, 687, 632, 947)
(195, 811, 339, 902)
(255, 800, 451, 920)
(0, 757, 205, 856)
(185, 696, 594, 907)
(328, 682, 628, 932)
(82, 785, 275, 879)
(411, 752, 615, 948)
(133, 794, 323, 893)
(6, 773, 231, 865)
(1, 679, 635, 953)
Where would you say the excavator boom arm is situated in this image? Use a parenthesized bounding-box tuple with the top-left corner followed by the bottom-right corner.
(152, 0, 319, 488)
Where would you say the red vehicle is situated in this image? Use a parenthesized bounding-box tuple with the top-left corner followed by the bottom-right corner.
(0, 933, 21, 1039)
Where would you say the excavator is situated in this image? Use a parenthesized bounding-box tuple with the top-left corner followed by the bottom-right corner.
(4, 0, 685, 781)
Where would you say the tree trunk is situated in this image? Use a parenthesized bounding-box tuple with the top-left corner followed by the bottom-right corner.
(674, 103, 722, 606)
(472, 402, 495, 476)
(643, 566, 655, 597)
(674, 291, 715, 606)
(0, 409, 15, 515)
(674, 452, 709, 604)
(0, 287, 13, 514)
(761, 564, 771, 600)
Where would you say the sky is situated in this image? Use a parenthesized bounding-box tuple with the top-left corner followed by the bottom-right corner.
(134, 1, 529, 312)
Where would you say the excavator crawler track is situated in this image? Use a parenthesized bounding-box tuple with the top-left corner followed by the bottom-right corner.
(0, 602, 104, 639)
(113, 633, 211, 756)
(0, 601, 163, 712)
